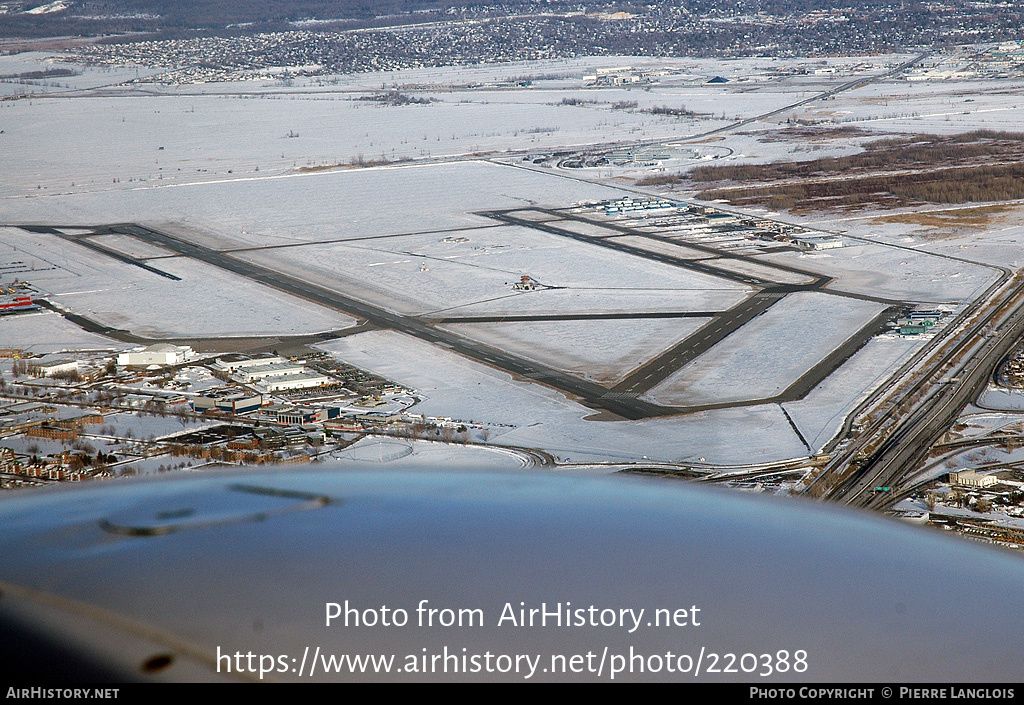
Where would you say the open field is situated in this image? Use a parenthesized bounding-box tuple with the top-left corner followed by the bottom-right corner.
(758, 241, 997, 304)
(643, 292, 886, 407)
(0, 227, 356, 338)
(679, 132, 1024, 212)
(0, 161, 626, 250)
(0, 310, 128, 353)
(3, 53, 1022, 465)
(871, 204, 1018, 236)
(783, 335, 926, 451)
(318, 330, 809, 464)
(235, 222, 750, 316)
(440, 317, 707, 385)
(434, 287, 750, 317)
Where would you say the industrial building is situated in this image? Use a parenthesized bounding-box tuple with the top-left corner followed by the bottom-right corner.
(949, 469, 999, 488)
(582, 66, 649, 86)
(232, 362, 307, 384)
(258, 404, 341, 425)
(191, 390, 264, 414)
(31, 359, 78, 377)
(897, 310, 946, 336)
(789, 234, 844, 250)
(216, 354, 335, 394)
(602, 197, 676, 215)
(212, 355, 288, 373)
(253, 371, 332, 393)
(117, 344, 193, 367)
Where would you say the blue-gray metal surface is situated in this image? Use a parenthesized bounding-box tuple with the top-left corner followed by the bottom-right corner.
(1, 465, 1021, 682)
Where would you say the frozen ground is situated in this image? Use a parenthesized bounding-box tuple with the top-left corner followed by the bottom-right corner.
(701, 256, 817, 286)
(605, 235, 715, 260)
(436, 287, 749, 317)
(950, 411, 1024, 436)
(331, 436, 528, 469)
(0, 310, 127, 353)
(0, 50, 922, 199)
(783, 335, 925, 451)
(236, 222, 749, 316)
(440, 317, 706, 384)
(93, 412, 213, 441)
(803, 205, 1024, 275)
(0, 227, 355, 338)
(644, 292, 886, 406)
(318, 329, 808, 464)
(795, 78, 1024, 135)
(89, 233, 176, 259)
(3, 52, 1016, 466)
(976, 388, 1024, 412)
(0, 93, 697, 196)
(0, 161, 626, 251)
(758, 240, 998, 304)
(0, 51, 163, 98)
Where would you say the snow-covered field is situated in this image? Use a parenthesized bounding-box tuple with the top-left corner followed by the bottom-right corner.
(0, 51, 163, 98)
(332, 435, 529, 469)
(90, 233, 176, 259)
(3, 51, 1021, 465)
(0, 161, 626, 251)
(793, 78, 1024, 135)
(236, 221, 750, 316)
(759, 241, 998, 304)
(977, 388, 1024, 412)
(0, 310, 128, 353)
(0, 227, 356, 338)
(0, 50, 923, 199)
(644, 292, 886, 406)
(804, 207, 1024, 275)
(445, 287, 751, 317)
(440, 317, 705, 384)
(606, 235, 717, 261)
(318, 329, 808, 464)
(783, 335, 925, 451)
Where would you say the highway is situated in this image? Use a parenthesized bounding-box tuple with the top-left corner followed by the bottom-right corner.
(812, 272, 1024, 510)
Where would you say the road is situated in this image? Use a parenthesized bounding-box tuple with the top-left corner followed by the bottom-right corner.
(813, 272, 1024, 509)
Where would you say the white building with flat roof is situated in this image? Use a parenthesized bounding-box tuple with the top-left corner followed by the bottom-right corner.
(117, 344, 193, 367)
(949, 470, 998, 488)
(213, 355, 288, 372)
(791, 234, 843, 250)
(254, 371, 332, 393)
(234, 362, 306, 383)
(33, 359, 78, 377)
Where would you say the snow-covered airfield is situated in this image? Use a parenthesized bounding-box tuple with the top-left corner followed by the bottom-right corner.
(2, 48, 1021, 467)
